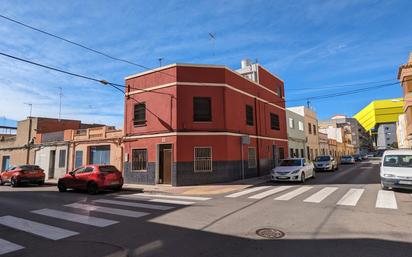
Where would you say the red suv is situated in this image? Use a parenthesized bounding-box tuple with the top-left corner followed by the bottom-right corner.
(0, 165, 45, 187)
(57, 165, 123, 194)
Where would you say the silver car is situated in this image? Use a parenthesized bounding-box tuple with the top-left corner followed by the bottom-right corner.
(314, 155, 338, 171)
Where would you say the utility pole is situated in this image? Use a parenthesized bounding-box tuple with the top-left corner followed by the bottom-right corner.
(158, 58, 163, 67)
(58, 87, 63, 120)
(306, 100, 311, 109)
(24, 103, 33, 164)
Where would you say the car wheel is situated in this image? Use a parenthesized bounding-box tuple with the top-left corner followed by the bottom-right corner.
(87, 182, 99, 195)
(381, 182, 389, 190)
(38, 180, 44, 186)
(312, 169, 316, 178)
(0, 178, 3, 186)
(58, 182, 67, 192)
(300, 172, 306, 183)
(114, 185, 123, 192)
(335, 165, 339, 171)
(10, 177, 18, 187)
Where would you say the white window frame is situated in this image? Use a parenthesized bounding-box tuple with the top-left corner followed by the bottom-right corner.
(298, 121, 304, 131)
(288, 118, 294, 129)
(194, 147, 213, 172)
(248, 147, 257, 168)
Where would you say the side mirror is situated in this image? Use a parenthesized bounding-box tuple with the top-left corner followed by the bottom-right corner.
(69, 171, 75, 176)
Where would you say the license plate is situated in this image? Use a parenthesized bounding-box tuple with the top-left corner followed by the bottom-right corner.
(277, 176, 288, 179)
(110, 181, 119, 185)
(399, 180, 412, 185)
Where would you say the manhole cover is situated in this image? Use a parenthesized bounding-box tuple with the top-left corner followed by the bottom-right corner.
(256, 228, 285, 239)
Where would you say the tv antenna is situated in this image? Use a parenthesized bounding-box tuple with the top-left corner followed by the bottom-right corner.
(209, 32, 216, 57)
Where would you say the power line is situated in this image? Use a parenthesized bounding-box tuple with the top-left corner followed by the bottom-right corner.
(0, 51, 170, 123)
(0, 13, 176, 79)
(286, 78, 396, 91)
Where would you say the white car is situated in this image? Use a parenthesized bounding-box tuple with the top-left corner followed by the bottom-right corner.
(380, 149, 412, 191)
(271, 158, 315, 183)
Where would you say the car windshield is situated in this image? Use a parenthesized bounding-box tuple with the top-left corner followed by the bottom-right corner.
(280, 159, 302, 166)
(342, 156, 352, 159)
(99, 165, 118, 173)
(315, 156, 330, 162)
(383, 155, 412, 168)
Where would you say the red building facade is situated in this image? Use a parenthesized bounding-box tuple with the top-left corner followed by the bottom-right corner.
(123, 63, 288, 186)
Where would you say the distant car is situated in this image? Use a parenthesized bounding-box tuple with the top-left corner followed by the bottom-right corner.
(361, 154, 369, 160)
(314, 155, 338, 171)
(380, 149, 412, 190)
(0, 165, 45, 187)
(271, 158, 315, 183)
(353, 154, 362, 162)
(367, 153, 374, 158)
(341, 155, 355, 164)
(57, 164, 123, 194)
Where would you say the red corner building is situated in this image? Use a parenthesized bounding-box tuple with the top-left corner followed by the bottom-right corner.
(123, 60, 288, 186)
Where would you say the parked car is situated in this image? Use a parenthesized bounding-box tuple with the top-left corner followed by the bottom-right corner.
(0, 165, 45, 187)
(353, 154, 362, 162)
(271, 158, 315, 183)
(341, 155, 355, 164)
(314, 155, 338, 171)
(380, 149, 412, 190)
(58, 165, 123, 194)
(361, 154, 369, 160)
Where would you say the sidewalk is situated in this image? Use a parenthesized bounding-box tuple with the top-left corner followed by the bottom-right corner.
(46, 175, 270, 196)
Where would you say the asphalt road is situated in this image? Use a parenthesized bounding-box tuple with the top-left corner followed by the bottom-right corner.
(1, 160, 412, 257)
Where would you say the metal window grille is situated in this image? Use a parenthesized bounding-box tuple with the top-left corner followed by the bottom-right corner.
(248, 148, 257, 168)
(246, 105, 254, 126)
(193, 97, 212, 121)
(58, 149, 66, 168)
(132, 149, 147, 171)
(270, 113, 280, 130)
(194, 147, 212, 172)
(134, 103, 146, 126)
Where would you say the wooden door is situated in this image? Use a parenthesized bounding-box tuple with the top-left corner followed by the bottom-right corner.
(162, 149, 172, 184)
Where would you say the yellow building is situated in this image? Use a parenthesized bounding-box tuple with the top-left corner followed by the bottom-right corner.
(354, 98, 404, 149)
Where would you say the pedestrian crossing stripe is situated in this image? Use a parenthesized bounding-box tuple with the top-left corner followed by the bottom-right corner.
(376, 190, 398, 209)
(248, 186, 293, 199)
(274, 186, 313, 201)
(116, 195, 195, 205)
(65, 203, 150, 218)
(132, 193, 211, 201)
(0, 216, 78, 240)
(336, 189, 364, 206)
(0, 238, 24, 255)
(95, 199, 174, 210)
(225, 186, 271, 198)
(303, 187, 338, 203)
(31, 208, 119, 227)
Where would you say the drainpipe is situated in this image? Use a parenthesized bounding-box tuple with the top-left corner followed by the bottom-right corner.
(254, 97, 260, 176)
(26, 117, 32, 164)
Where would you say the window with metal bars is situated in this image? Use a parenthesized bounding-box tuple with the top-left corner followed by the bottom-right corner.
(132, 149, 147, 171)
(134, 103, 146, 126)
(248, 147, 257, 168)
(194, 147, 212, 172)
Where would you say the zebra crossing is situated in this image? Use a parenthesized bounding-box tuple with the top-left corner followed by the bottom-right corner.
(224, 185, 410, 210)
(0, 193, 209, 255)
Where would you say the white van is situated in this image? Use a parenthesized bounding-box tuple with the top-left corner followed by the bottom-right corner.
(380, 149, 412, 190)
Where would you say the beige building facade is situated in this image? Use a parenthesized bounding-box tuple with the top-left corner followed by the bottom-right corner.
(288, 106, 320, 160)
(398, 52, 412, 146)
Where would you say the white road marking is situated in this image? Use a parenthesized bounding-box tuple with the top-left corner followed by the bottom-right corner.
(94, 199, 174, 210)
(149, 199, 195, 205)
(65, 203, 149, 218)
(0, 239, 24, 255)
(375, 190, 398, 209)
(225, 186, 271, 198)
(31, 208, 118, 227)
(336, 189, 365, 206)
(0, 216, 78, 240)
(132, 193, 211, 201)
(248, 186, 293, 199)
(303, 187, 338, 203)
(274, 186, 313, 201)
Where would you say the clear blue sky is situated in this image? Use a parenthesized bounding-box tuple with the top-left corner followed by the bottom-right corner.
(0, 0, 411, 128)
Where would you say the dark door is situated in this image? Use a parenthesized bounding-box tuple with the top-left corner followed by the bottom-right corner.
(49, 150, 56, 179)
(159, 144, 172, 184)
(1, 156, 10, 172)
